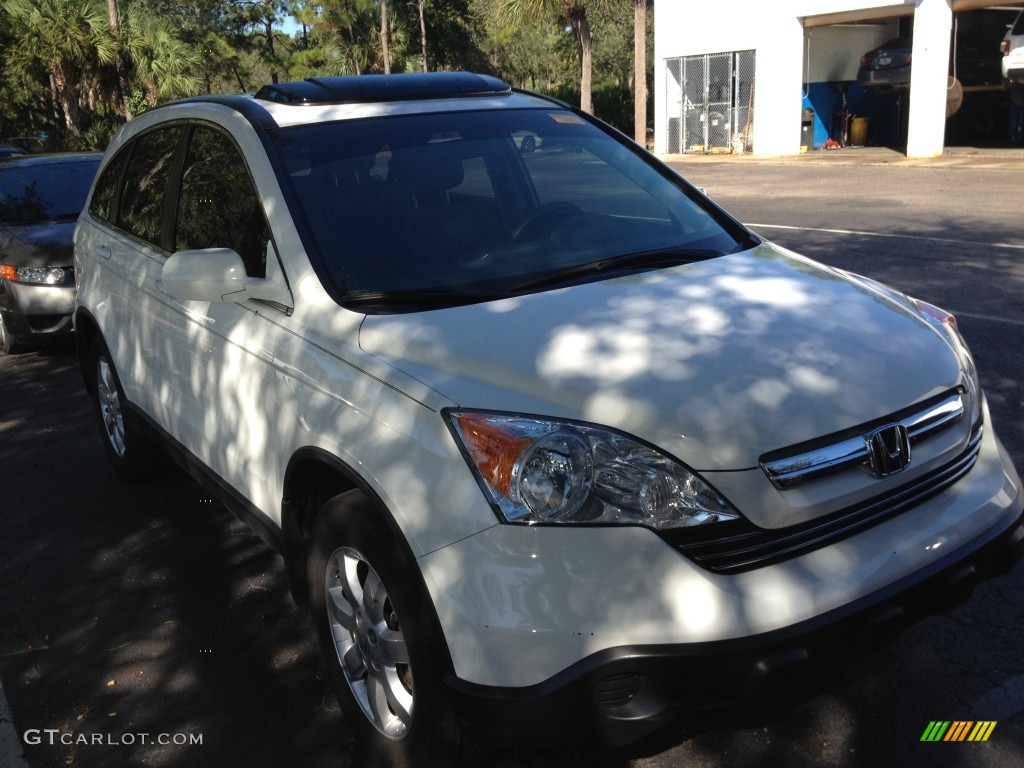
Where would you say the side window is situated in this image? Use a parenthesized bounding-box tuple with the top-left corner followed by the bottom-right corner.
(119, 126, 183, 248)
(88, 147, 131, 224)
(175, 126, 269, 278)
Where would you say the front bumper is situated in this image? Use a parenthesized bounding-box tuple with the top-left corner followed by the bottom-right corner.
(444, 506, 1024, 747)
(857, 68, 911, 88)
(421, 412, 1023, 747)
(0, 281, 75, 341)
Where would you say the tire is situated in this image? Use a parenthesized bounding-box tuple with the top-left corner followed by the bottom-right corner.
(308, 490, 482, 768)
(89, 335, 161, 480)
(0, 312, 22, 355)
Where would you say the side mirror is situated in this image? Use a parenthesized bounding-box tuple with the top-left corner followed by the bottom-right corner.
(159, 248, 290, 305)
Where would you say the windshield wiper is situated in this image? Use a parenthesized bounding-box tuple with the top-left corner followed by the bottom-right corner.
(510, 247, 720, 293)
(343, 287, 508, 311)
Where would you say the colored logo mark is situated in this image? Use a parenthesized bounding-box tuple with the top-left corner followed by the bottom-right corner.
(920, 721, 996, 742)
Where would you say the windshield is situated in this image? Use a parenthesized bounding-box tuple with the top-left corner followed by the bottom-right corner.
(273, 108, 748, 310)
(0, 158, 100, 225)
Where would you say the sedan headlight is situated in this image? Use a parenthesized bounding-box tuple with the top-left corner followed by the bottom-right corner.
(0, 265, 74, 285)
(446, 410, 740, 530)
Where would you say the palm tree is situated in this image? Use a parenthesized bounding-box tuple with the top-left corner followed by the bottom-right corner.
(106, 0, 131, 120)
(493, 0, 599, 113)
(301, 0, 413, 76)
(380, 0, 391, 73)
(634, 0, 646, 145)
(118, 5, 202, 105)
(295, 0, 371, 75)
(417, 0, 428, 72)
(1, 0, 116, 131)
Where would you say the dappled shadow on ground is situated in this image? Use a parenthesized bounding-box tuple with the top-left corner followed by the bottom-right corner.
(0, 348, 352, 768)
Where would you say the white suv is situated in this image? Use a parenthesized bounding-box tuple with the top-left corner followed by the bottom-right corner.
(1003, 9, 1024, 103)
(73, 73, 1024, 767)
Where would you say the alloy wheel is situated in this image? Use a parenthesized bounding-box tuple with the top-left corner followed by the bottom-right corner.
(96, 356, 127, 457)
(324, 546, 413, 739)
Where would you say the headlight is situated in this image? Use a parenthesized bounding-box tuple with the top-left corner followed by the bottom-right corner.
(0, 265, 74, 285)
(446, 410, 740, 530)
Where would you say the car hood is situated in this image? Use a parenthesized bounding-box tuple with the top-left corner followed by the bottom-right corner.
(358, 243, 963, 470)
(0, 221, 76, 267)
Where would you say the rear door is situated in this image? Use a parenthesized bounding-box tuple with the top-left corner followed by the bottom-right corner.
(80, 117, 292, 513)
(80, 124, 191, 431)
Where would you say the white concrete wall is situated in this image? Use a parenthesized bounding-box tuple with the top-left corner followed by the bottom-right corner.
(805, 24, 896, 82)
(655, 0, 953, 158)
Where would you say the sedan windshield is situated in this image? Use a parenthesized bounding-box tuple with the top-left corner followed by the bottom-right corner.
(0, 159, 100, 225)
(273, 108, 749, 311)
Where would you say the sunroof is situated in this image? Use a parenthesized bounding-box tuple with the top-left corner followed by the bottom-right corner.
(254, 72, 512, 106)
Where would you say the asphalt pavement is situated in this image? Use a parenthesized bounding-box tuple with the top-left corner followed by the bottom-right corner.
(1, 149, 1022, 768)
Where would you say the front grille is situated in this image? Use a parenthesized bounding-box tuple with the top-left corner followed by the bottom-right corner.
(665, 423, 983, 574)
(760, 390, 965, 488)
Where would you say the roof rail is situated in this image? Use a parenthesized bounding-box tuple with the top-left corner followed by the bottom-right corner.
(254, 72, 512, 106)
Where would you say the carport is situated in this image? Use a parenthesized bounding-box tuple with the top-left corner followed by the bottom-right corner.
(802, 1, 1024, 155)
(654, 0, 1024, 158)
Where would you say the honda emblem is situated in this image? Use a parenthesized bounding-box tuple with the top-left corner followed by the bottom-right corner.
(865, 423, 911, 478)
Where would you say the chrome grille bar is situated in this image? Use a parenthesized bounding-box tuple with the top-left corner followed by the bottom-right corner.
(761, 391, 965, 489)
(671, 423, 983, 574)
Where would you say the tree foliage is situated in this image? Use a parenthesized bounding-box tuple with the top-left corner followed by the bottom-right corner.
(0, 0, 653, 148)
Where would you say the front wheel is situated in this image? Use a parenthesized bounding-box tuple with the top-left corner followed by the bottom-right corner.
(307, 490, 482, 768)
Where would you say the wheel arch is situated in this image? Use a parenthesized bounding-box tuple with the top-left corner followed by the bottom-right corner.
(281, 446, 410, 609)
(73, 307, 101, 394)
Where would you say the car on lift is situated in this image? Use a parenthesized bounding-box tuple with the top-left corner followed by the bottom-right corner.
(858, 37, 914, 88)
(1002, 9, 1024, 103)
(859, 26, 1005, 89)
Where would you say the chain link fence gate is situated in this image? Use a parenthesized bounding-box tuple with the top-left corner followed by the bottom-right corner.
(665, 50, 756, 154)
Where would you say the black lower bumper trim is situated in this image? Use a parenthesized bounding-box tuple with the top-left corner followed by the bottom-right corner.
(444, 510, 1024, 749)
